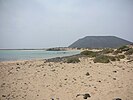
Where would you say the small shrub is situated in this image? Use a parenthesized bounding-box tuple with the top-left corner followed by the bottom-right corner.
(114, 45, 130, 55)
(66, 57, 80, 63)
(115, 57, 120, 61)
(108, 56, 116, 61)
(93, 55, 110, 63)
(113, 50, 122, 55)
(107, 55, 124, 61)
(80, 50, 98, 57)
(117, 55, 125, 59)
(101, 48, 114, 54)
(125, 48, 133, 55)
(117, 45, 130, 52)
(80, 50, 91, 55)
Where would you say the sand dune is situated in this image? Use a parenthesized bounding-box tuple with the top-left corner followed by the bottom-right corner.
(0, 57, 133, 100)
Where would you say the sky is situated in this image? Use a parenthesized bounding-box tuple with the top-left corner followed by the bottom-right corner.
(0, 0, 133, 49)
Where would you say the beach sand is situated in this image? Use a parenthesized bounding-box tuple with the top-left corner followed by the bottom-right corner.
(0, 58, 133, 100)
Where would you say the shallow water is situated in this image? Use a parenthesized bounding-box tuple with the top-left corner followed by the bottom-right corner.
(0, 50, 80, 61)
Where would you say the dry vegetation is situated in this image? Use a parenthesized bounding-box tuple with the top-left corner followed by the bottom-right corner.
(80, 45, 133, 63)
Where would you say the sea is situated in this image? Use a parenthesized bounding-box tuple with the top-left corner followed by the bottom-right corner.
(0, 50, 80, 62)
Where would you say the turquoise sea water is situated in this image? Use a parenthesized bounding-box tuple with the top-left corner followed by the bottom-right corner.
(0, 50, 80, 61)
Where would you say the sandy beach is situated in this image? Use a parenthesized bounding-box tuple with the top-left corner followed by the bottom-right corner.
(0, 56, 133, 100)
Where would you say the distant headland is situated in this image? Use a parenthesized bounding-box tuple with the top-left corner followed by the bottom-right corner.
(69, 36, 132, 48)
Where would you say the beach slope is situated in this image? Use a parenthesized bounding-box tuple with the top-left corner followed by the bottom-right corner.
(0, 58, 133, 100)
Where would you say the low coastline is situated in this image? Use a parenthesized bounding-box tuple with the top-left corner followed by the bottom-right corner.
(0, 49, 81, 62)
(0, 49, 133, 100)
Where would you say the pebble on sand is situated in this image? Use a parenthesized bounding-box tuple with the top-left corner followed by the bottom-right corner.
(113, 98, 122, 100)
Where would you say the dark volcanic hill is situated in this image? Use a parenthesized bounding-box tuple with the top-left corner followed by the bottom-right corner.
(69, 36, 132, 48)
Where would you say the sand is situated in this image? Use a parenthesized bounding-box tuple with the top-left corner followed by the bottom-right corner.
(0, 57, 133, 100)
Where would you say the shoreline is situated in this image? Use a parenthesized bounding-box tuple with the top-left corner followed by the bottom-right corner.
(0, 53, 81, 63)
(0, 49, 81, 63)
(0, 47, 79, 51)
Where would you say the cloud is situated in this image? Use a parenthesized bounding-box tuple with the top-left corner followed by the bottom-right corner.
(0, 0, 133, 48)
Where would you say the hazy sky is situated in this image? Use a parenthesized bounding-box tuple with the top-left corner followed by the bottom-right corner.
(0, 0, 133, 49)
